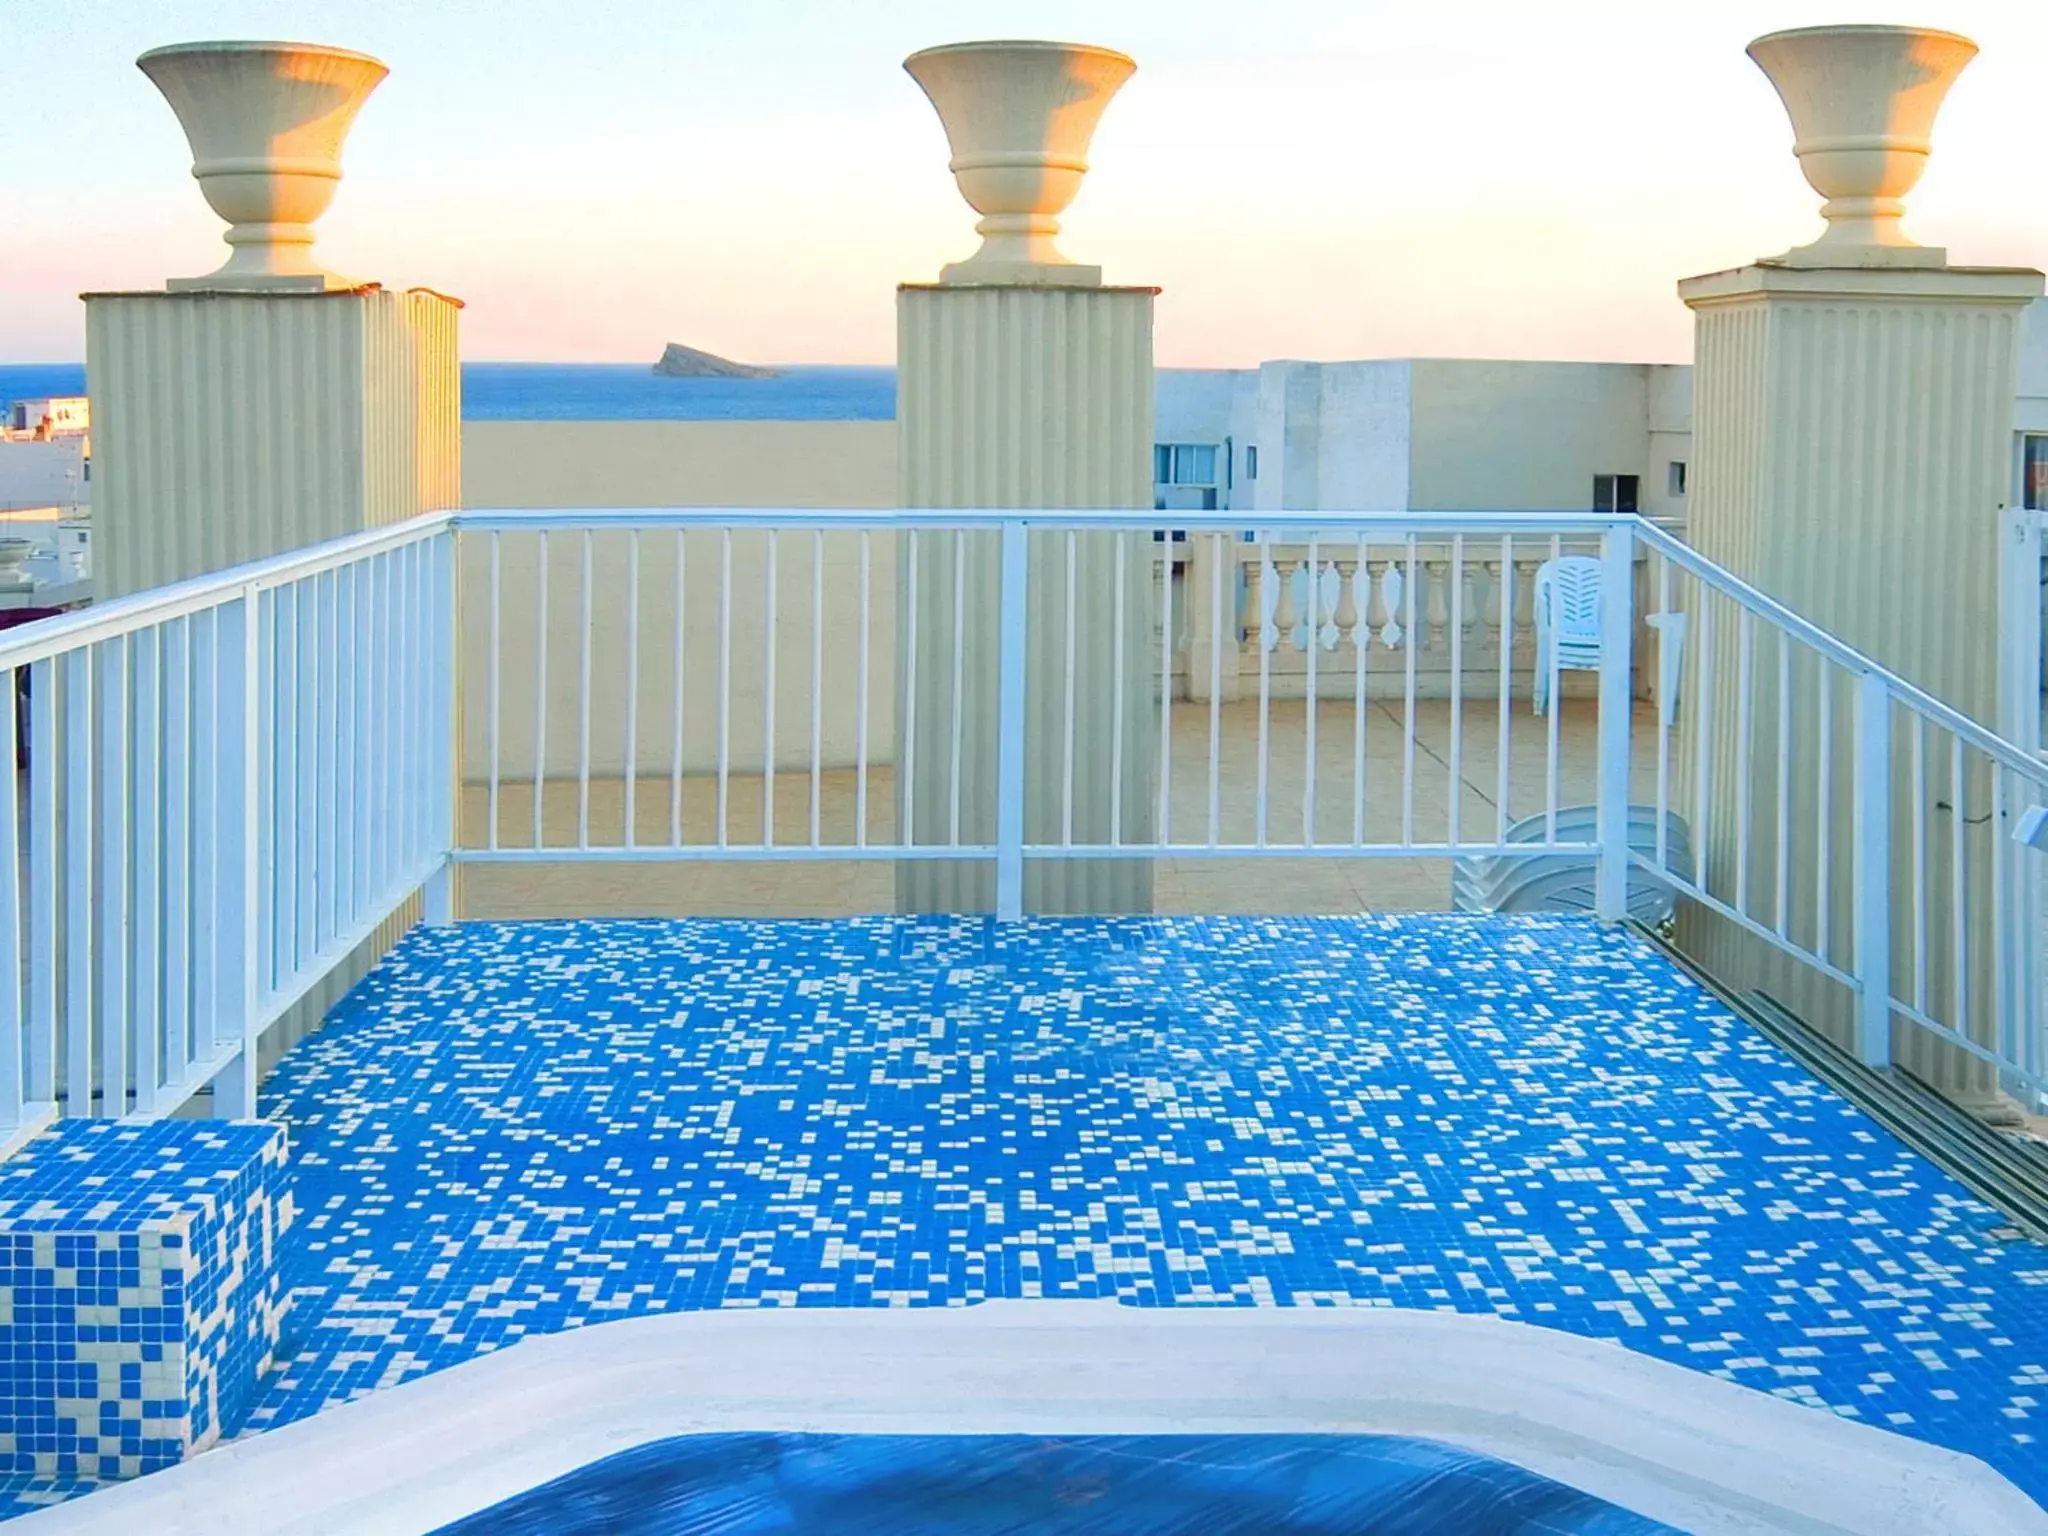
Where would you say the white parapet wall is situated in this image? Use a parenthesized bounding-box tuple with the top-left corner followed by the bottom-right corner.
(458, 420, 900, 779)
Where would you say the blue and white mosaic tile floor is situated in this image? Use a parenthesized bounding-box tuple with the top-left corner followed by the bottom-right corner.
(237, 914, 2048, 1507)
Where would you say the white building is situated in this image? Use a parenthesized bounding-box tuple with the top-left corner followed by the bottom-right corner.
(1154, 296, 2048, 523)
(0, 433, 89, 512)
(8, 395, 89, 435)
(0, 395, 91, 514)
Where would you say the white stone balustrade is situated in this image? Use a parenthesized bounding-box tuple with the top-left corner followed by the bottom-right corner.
(1176, 538, 1667, 705)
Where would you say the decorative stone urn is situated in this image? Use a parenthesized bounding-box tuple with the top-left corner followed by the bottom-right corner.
(137, 40, 389, 291)
(1746, 24, 1977, 268)
(903, 40, 1136, 286)
(0, 538, 36, 594)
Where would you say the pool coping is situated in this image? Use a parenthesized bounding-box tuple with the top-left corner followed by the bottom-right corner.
(16, 1301, 2044, 1535)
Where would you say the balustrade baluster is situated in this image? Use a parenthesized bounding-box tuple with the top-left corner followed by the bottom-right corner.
(1333, 560, 1360, 650)
(1483, 560, 1505, 655)
(1368, 558, 1396, 649)
(1424, 559, 1450, 651)
(1513, 557, 1540, 655)
(1240, 551, 1263, 651)
(1272, 557, 1300, 653)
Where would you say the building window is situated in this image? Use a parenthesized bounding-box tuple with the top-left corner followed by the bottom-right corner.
(1593, 473, 1639, 513)
(1668, 461, 1686, 497)
(1246, 445, 1259, 481)
(1154, 443, 1220, 513)
(1153, 444, 1217, 487)
(2026, 435, 2048, 512)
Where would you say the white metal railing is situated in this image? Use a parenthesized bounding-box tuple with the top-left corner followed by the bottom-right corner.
(0, 515, 454, 1142)
(8, 503, 2048, 1132)
(452, 509, 1635, 877)
(1641, 520, 2048, 1104)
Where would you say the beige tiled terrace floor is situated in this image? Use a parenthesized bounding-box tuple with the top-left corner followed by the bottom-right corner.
(458, 696, 1657, 918)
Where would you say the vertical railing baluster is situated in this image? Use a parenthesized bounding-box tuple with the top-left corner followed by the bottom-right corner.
(27, 657, 56, 1106)
(97, 638, 129, 1117)
(1403, 536, 1420, 846)
(1853, 671, 1893, 1068)
(1064, 529, 1079, 848)
(163, 618, 190, 1091)
(190, 618, 218, 1071)
(1693, 602, 1716, 899)
(1256, 543, 1272, 848)
(1448, 535, 1465, 850)
(276, 585, 298, 989)
(1157, 532, 1173, 847)
(381, 554, 401, 897)
(763, 529, 778, 848)
(1354, 539, 1370, 846)
(903, 531, 919, 849)
(995, 520, 1029, 920)
(298, 575, 320, 967)
(671, 529, 686, 847)
(717, 529, 733, 849)
(211, 590, 260, 1117)
(948, 533, 965, 849)
(1109, 535, 1125, 848)
(624, 530, 640, 850)
(0, 669, 21, 1129)
(855, 529, 871, 848)
(1734, 611, 1754, 917)
(336, 567, 357, 924)
(1951, 734, 1969, 1041)
(1305, 540, 1320, 847)
(131, 630, 162, 1114)
(318, 570, 338, 951)
(62, 648, 92, 1113)
(487, 533, 501, 852)
(1542, 534, 1560, 845)
(532, 531, 549, 851)
(423, 534, 456, 925)
(1774, 636, 1793, 937)
(1912, 715, 1928, 1014)
(809, 529, 823, 849)
(1816, 662, 1833, 963)
(1992, 761, 2012, 1075)
(1497, 538, 1514, 844)
(1653, 553, 1669, 869)
(350, 570, 370, 924)
(1595, 523, 1636, 921)
(577, 530, 593, 851)
(1207, 534, 1223, 848)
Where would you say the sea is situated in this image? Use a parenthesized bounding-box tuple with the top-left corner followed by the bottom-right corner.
(0, 362, 898, 422)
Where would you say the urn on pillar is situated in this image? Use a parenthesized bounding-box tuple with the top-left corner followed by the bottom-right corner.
(1745, 24, 1977, 268)
(894, 39, 1158, 916)
(137, 40, 388, 291)
(903, 40, 1136, 286)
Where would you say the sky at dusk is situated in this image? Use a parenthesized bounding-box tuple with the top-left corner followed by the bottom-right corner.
(6, 1, 2047, 368)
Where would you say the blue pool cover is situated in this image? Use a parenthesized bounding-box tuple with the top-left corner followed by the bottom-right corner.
(428, 1433, 1678, 1535)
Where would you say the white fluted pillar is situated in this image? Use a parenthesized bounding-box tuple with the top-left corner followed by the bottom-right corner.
(895, 40, 1157, 914)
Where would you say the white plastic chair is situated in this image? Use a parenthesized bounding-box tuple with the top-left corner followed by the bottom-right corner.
(1532, 556, 1602, 716)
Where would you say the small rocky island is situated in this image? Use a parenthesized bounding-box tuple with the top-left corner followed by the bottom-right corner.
(651, 342, 781, 379)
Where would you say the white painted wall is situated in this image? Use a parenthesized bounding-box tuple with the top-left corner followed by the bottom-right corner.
(1406, 360, 1659, 514)
(0, 435, 87, 511)
(459, 421, 900, 781)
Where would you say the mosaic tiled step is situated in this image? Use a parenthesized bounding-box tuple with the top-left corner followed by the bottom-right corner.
(0, 1120, 292, 1483)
